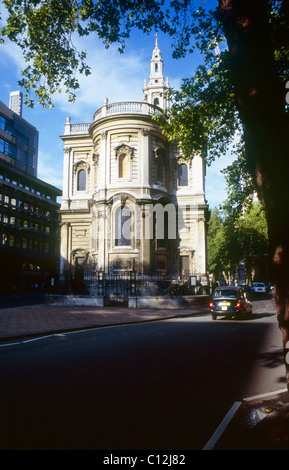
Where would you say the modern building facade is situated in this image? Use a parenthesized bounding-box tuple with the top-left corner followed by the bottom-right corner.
(59, 40, 208, 285)
(0, 93, 61, 293)
(0, 93, 38, 177)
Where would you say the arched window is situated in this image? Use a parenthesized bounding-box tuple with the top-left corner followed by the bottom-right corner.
(156, 158, 164, 184)
(115, 206, 132, 246)
(178, 163, 188, 186)
(157, 161, 163, 181)
(154, 97, 159, 106)
(77, 169, 86, 191)
(118, 153, 129, 179)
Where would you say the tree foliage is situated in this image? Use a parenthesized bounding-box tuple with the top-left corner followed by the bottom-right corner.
(207, 202, 269, 282)
(221, 147, 258, 216)
(155, 1, 289, 164)
(0, 0, 237, 111)
(0, 0, 204, 107)
(155, 48, 239, 164)
(207, 208, 228, 278)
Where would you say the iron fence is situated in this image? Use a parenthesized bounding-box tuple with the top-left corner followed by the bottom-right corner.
(56, 271, 209, 305)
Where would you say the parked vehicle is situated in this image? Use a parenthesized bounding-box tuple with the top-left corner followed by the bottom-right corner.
(210, 286, 252, 320)
(251, 282, 266, 294)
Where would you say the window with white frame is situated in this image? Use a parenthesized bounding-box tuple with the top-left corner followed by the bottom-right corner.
(115, 205, 133, 247)
(118, 153, 129, 179)
(115, 144, 133, 180)
(178, 163, 188, 186)
(77, 169, 86, 191)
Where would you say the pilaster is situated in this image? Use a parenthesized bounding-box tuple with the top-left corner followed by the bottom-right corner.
(61, 147, 71, 210)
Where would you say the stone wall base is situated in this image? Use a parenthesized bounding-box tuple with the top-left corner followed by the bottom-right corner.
(45, 294, 104, 307)
(128, 295, 210, 309)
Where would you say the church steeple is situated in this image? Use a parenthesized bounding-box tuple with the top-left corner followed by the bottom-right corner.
(143, 35, 170, 109)
(149, 35, 164, 83)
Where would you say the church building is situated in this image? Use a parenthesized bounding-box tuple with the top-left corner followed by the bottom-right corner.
(59, 39, 208, 283)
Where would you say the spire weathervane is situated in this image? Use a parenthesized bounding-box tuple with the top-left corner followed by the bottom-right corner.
(154, 33, 158, 46)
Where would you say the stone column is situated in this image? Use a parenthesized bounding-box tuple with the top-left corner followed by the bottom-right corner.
(59, 222, 71, 279)
(97, 208, 106, 272)
(98, 131, 107, 193)
(141, 204, 152, 274)
(196, 214, 206, 274)
(141, 128, 150, 196)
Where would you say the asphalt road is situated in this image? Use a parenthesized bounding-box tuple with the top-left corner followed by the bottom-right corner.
(0, 297, 284, 450)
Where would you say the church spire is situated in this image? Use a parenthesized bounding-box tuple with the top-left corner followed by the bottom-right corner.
(149, 34, 164, 81)
(143, 36, 170, 109)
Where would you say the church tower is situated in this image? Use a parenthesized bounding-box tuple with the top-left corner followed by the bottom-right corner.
(143, 36, 170, 109)
(59, 37, 208, 297)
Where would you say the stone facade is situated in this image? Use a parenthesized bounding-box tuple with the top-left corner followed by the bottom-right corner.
(59, 40, 208, 281)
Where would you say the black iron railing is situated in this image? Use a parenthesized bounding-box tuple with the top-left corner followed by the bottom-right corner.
(56, 271, 209, 305)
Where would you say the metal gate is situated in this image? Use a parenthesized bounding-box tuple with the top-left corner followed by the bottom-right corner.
(82, 272, 136, 305)
(103, 274, 135, 305)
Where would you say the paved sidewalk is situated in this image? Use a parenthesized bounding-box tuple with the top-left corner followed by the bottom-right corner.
(0, 297, 208, 341)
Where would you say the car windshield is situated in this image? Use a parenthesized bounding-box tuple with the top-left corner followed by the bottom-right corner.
(213, 289, 238, 299)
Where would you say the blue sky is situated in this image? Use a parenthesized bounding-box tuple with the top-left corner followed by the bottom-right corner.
(0, 9, 234, 208)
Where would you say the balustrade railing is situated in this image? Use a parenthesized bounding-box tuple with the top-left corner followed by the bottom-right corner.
(64, 102, 163, 135)
(93, 101, 162, 121)
(70, 123, 90, 134)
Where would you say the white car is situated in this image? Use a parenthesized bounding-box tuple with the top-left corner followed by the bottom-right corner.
(252, 282, 266, 293)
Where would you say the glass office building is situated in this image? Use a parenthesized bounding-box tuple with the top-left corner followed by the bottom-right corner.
(0, 94, 61, 293)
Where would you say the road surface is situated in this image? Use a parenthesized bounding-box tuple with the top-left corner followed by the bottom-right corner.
(0, 298, 284, 450)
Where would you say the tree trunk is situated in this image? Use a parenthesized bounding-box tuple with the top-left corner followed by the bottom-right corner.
(218, 0, 289, 383)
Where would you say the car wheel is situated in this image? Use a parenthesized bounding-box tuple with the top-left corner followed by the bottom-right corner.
(212, 314, 217, 320)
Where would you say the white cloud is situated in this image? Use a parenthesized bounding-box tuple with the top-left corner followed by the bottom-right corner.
(0, 39, 26, 74)
(52, 34, 186, 121)
(0, 29, 184, 122)
(53, 38, 149, 120)
(0, 33, 147, 117)
(206, 153, 235, 208)
(37, 150, 63, 189)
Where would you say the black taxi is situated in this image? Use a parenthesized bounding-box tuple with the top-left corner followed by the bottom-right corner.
(210, 286, 252, 320)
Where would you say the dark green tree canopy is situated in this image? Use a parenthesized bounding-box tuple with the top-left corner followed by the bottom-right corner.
(0, 0, 230, 108)
(207, 202, 269, 282)
(1, 1, 288, 119)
